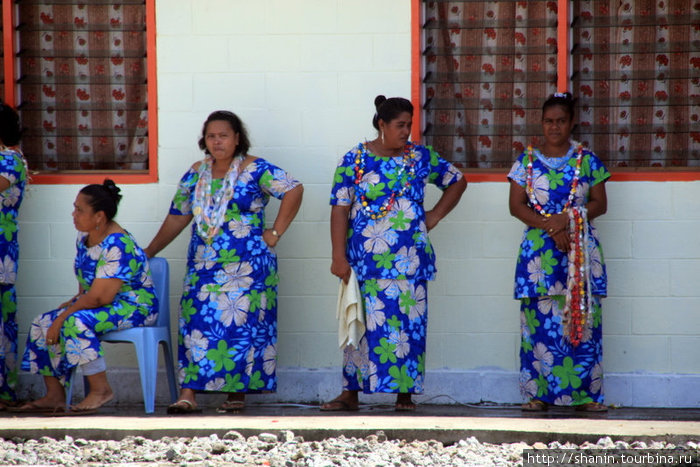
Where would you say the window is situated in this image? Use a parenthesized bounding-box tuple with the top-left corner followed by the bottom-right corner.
(1, 0, 157, 182)
(572, 0, 700, 168)
(416, 0, 700, 174)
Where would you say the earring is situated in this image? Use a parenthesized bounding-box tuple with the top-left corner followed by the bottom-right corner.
(381, 132, 385, 145)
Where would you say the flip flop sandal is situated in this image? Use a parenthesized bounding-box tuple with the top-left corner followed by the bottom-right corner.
(53, 407, 98, 417)
(217, 400, 245, 413)
(575, 402, 608, 412)
(521, 399, 548, 412)
(319, 399, 359, 412)
(167, 399, 202, 414)
(8, 402, 65, 414)
(395, 402, 416, 412)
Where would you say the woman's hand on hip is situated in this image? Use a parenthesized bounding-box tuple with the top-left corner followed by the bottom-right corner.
(262, 229, 280, 248)
(331, 257, 352, 284)
(424, 209, 441, 231)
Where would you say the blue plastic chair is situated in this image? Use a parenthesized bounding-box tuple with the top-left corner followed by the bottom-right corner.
(66, 257, 178, 413)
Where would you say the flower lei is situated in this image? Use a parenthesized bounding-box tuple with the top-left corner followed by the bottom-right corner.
(353, 142, 417, 219)
(192, 155, 242, 243)
(525, 141, 592, 347)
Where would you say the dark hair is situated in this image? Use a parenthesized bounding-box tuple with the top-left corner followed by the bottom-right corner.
(542, 92, 576, 120)
(0, 101, 22, 147)
(372, 95, 414, 130)
(79, 179, 122, 221)
(198, 110, 251, 157)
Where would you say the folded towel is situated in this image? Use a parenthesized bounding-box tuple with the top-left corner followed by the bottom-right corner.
(336, 269, 365, 349)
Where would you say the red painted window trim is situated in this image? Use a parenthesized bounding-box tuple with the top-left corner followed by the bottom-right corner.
(410, 0, 700, 182)
(2, 0, 159, 185)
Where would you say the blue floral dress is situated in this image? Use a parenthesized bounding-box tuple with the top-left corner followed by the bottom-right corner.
(21, 232, 158, 383)
(508, 144, 610, 406)
(169, 158, 300, 393)
(330, 142, 463, 394)
(0, 147, 27, 403)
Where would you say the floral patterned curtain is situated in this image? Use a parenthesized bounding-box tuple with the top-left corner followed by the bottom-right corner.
(17, 1, 148, 171)
(572, 0, 700, 168)
(422, 1, 558, 168)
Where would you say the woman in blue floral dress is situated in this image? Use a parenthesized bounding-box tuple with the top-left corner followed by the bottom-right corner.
(145, 110, 303, 414)
(0, 103, 27, 410)
(17, 180, 158, 414)
(508, 92, 610, 412)
(322, 96, 466, 412)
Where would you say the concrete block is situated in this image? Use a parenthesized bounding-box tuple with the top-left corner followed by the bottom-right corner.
(631, 298, 700, 335)
(297, 184, 331, 222)
(606, 259, 670, 297)
(440, 333, 517, 369)
(296, 332, 340, 367)
(193, 73, 266, 112)
(670, 336, 700, 373)
(277, 296, 337, 333)
(244, 109, 303, 147)
(157, 36, 230, 73)
(192, 0, 265, 35)
(16, 259, 75, 297)
(605, 182, 674, 220)
(276, 222, 330, 259)
(155, 0, 192, 35)
(594, 220, 632, 259)
(266, 0, 337, 34)
(300, 35, 373, 72)
(672, 181, 700, 219)
(116, 186, 161, 223)
(337, 72, 410, 109)
(428, 223, 479, 260)
(372, 35, 411, 71)
(224, 35, 301, 72)
(20, 186, 78, 222)
(16, 296, 60, 330)
(442, 259, 514, 297)
(670, 260, 700, 297)
(601, 297, 632, 335)
(17, 223, 51, 260)
(480, 222, 523, 259)
(336, 0, 409, 34)
(425, 334, 444, 369)
(633, 221, 700, 259)
(433, 296, 518, 334)
(266, 73, 338, 110)
(158, 111, 208, 149)
(603, 335, 670, 373)
(157, 73, 193, 112)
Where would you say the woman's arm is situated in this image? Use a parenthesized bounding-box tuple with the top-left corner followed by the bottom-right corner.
(143, 213, 193, 258)
(46, 278, 124, 344)
(330, 204, 351, 283)
(509, 180, 571, 252)
(262, 184, 304, 248)
(586, 182, 608, 221)
(425, 177, 467, 231)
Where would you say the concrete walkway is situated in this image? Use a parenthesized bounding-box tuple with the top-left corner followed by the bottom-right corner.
(2, 404, 699, 444)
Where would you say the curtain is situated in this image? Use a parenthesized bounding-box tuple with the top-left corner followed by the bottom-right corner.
(17, 1, 148, 171)
(422, 1, 558, 168)
(572, 0, 700, 167)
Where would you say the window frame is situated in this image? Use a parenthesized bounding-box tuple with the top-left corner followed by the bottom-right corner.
(1, 0, 158, 185)
(411, 0, 700, 182)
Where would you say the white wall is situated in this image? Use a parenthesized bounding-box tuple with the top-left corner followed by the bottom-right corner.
(15, 0, 700, 408)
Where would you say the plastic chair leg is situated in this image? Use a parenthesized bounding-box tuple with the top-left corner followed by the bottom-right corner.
(161, 340, 178, 404)
(133, 334, 159, 414)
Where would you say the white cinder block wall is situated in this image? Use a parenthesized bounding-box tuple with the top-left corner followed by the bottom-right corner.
(15, 0, 700, 408)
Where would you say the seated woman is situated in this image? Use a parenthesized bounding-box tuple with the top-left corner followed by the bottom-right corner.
(15, 180, 158, 414)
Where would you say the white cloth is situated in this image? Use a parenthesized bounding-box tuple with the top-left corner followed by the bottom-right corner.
(336, 269, 365, 348)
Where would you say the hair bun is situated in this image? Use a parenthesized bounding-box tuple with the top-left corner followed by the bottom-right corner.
(374, 95, 387, 110)
(102, 179, 122, 205)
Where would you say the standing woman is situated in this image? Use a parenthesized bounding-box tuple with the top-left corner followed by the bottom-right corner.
(144, 110, 303, 414)
(18, 180, 158, 414)
(508, 92, 610, 412)
(322, 95, 466, 412)
(0, 103, 28, 410)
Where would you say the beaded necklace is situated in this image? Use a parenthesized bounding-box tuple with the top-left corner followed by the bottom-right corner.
(353, 142, 417, 219)
(525, 141, 590, 347)
(525, 142, 583, 217)
(192, 155, 243, 242)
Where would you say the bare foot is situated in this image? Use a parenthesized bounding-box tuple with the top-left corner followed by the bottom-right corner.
(72, 388, 114, 411)
(395, 393, 415, 412)
(320, 390, 359, 411)
(15, 395, 65, 411)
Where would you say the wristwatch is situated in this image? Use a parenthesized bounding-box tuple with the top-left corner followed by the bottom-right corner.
(271, 229, 281, 238)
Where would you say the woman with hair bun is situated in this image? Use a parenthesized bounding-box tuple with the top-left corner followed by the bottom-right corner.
(16, 180, 158, 414)
(0, 102, 28, 411)
(508, 92, 610, 412)
(322, 95, 467, 412)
